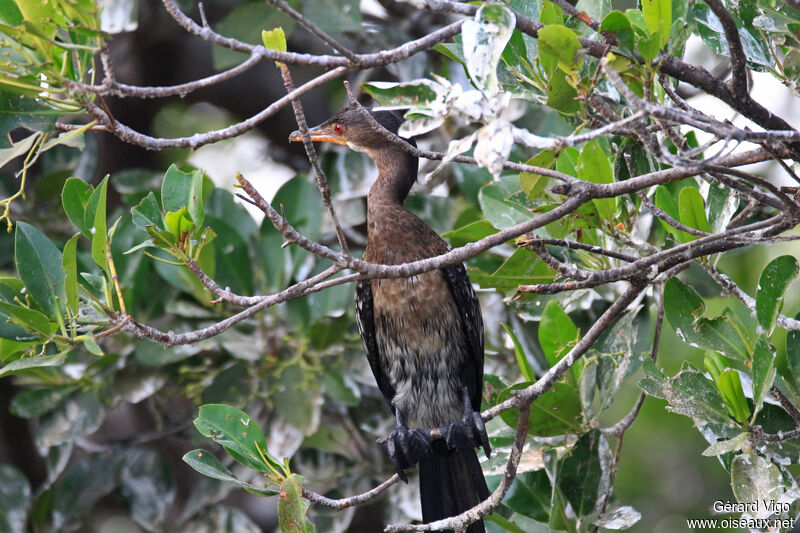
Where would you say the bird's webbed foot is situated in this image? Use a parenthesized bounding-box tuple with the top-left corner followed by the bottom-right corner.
(444, 387, 491, 459)
(385, 412, 431, 483)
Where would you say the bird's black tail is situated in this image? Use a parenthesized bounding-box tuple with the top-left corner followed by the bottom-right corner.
(418, 441, 489, 533)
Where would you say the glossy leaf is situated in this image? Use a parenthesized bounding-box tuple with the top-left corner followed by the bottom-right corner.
(131, 192, 163, 230)
(704, 351, 750, 425)
(497, 382, 583, 437)
(0, 301, 55, 337)
(557, 429, 604, 517)
(501, 469, 551, 522)
(161, 165, 204, 227)
(469, 248, 554, 290)
(664, 278, 750, 361)
(193, 404, 281, 473)
(61, 177, 93, 236)
(538, 300, 579, 367)
(14, 222, 65, 317)
(756, 255, 799, 334)
(182, 449, 279, 496)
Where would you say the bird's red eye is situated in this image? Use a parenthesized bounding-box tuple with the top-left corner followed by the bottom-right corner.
(334, 124, 343, 134)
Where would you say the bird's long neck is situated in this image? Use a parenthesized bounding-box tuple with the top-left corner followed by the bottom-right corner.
(366, 148, 418, 207)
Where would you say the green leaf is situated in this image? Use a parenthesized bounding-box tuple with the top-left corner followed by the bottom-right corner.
(497, 382, 583, 437)
(787, 312, 800, 390)
(642, 0, 672, 47)
(502, 323, 534, 381)
(677, 186, 710, 238)
(61, 177, 93, 237)
(193, 404, 281, 474)
(701, 432, 748, 457)
(653, 185, 685, 241)
(546, 68, 580, 114)
(599, 11, 635, 54)
(164, 207, 193, 239)
(537, 24, 583, 73)
(478, 175, 533, 230)
(442, 220, 498, 248)
(161, 165, 205, 227)
(539, 300, 579, 367)
(470, 248, 554, 290)
(89, 175, 109, 271)
(756, 255, 799, 334)
(578, 140, 615, 221)
(0, 464, 31, 533)
(0, 352, 67, 378)
(182, 449, 279, 496)
(0, 301, 54, 336)
(557, 429, 604, 517)
(80, 335, 104, 356)
(261, 27, 286, 53)
(361, 79, 443, 110)
(704, 351, 750, 424)
(278, 474, 315, 533)
(62, 234, 79, 314)
(664, 278, 750, 361)
(131, 192, 163, 230)
(752, 335, 777, 421)
(500, 469, 551, 523)
(520, 150, 555, 200)
(637, 31, 661, 62)
(640, 359, 731, 425)
(731, 452, 782, 507)
(14, 221, 65, 317)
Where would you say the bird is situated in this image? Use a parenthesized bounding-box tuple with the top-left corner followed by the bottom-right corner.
(290, 106, 490, 532)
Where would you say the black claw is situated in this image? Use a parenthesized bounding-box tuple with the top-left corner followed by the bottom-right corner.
(444, 387, 492, 458)
(385, 423, 432, 482)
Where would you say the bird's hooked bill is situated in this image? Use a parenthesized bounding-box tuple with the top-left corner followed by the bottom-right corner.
(288, 126, 347, 146)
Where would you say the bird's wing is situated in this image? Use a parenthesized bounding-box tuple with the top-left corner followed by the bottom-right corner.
(442, 263, 485, 411)
(355, 279, 396, 408)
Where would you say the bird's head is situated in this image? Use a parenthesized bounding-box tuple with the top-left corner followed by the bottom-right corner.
(288, 106, 405, 154)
